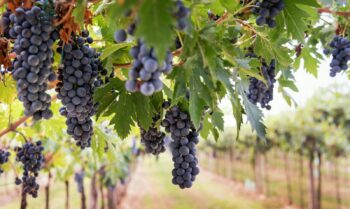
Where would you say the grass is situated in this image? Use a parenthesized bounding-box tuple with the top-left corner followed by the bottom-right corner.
(136, 156, 270, 209)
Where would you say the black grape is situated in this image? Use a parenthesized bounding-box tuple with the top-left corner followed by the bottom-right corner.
(0, 149, 10, 175)
(15, 141, 44, 198)
(140, 114, 166, 155)
(1, 9, 13, 39)
(174, 1, 190, 30)
(74, 171, 85, 193)
(114, 29, 127, 43)
(11, 5, 58, 120)
(161, 106, 200, 189)
(56, 32, 99, 149)
(324, 35, 350, 77)
(125, 40, 173, 96)
(247, 60, 276, 110)
(253, 0, 284, 28)
(245, 48, 276, 110)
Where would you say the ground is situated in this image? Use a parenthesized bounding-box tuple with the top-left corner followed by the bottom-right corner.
(120, 156, 291, 209)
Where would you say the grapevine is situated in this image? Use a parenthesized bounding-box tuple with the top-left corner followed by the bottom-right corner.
(253, 0, 285, 28)
(140, 114, 166, 155)
(56, 32, 98, 149)
(246, 48, 276, 110)
(0, 149, 10, 175)
(323, 35, 350, 77)
(15, 141, 44, 198)
(11, 5, 58, 120)
(162, 106, 200, 188)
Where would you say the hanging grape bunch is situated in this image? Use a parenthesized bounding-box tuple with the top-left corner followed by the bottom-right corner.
(113, 1, 190, 96)
(140, 114, 166, 155)
(245, 48, 276, 110)
(10, 5, 58, 120)
(323, 35, 350, 77)
(0, 149, 10, 175)
(15, 141, 44, 198)
(125, 41, 174, 96)
(74, 171, 85, 193)
(253, 0, 285, 28)
(162, 106, 200, 189)
(0, 8, 13, 39)
(174, 0, 190, 30)
(56, 31, 98, 149)
(93, 50, 113, 87)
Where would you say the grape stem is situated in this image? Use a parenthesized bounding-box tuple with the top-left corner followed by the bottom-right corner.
(0, 95, 58, 139)
(318, 8, 350, 17)
(113, 47, 184, 68)
(54, 3, 75, 26)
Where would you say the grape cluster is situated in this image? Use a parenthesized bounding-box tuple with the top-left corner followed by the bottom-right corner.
(253, 0, 284, 28)
(74, 171, 85, 193)
(1, 9, 13, 39)
(93, 52, 114, 86)
(125, 40, 173, 96)
(247, 59, 276, 110)
(140, 115, 166, 155)
(161, 106, 200, 189)
(0, 149, 10, 174)
(56, 32, 98, 149)
(10, 6, 58, 120)
(174, 0, 190, 30)
(15, 141, 44, 198)
(323, 36, 350, 77)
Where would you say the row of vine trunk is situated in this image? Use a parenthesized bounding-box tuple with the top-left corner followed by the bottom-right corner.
(200, 148, 347, 209)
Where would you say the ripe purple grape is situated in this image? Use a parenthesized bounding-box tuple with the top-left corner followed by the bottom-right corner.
(324, 36, 350, 77)
(162, 105, 200, 189)
(114, 29, 127, 43)
(56, 33, 100, 149)
(15, 141, 44, 198)
(11, 5, 57, 120)
(253, 0, 284, 28)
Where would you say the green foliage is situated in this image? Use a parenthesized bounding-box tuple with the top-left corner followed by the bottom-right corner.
(1, 1, 350, 186)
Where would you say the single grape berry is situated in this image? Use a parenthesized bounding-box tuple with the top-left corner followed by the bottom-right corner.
(114, 29, 127, 43)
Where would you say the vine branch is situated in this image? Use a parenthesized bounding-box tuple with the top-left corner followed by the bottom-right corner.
(0, 115, 31, 138)
(318, 8, 350, 17)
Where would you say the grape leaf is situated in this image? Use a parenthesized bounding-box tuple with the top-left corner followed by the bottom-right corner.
(237, 80, 266, 139)
(100, 43, 131, 61)
(211, 111, 224, 131)
(109, 91, 135, 139)
(136, 0, 173, 61)
(216, 67, 243, 138)
(72, 0, 87, 27)
(282, 0, 309, 42)
(132, 94, 153, 130)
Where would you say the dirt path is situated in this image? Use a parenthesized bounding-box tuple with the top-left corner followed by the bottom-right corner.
(120, 156, 292, 209)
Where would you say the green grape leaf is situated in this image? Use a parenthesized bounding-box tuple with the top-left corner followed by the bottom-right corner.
(282, 0, 309, 42)
(237, 80, 266, 139)
(136, 0, 173, 61)
(211, 111, 224, 131)
(109, 91, 135, 139)
(100, 43, 131, 61)
(72, 0, 87, 27)
(132, 94, 153, 130)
